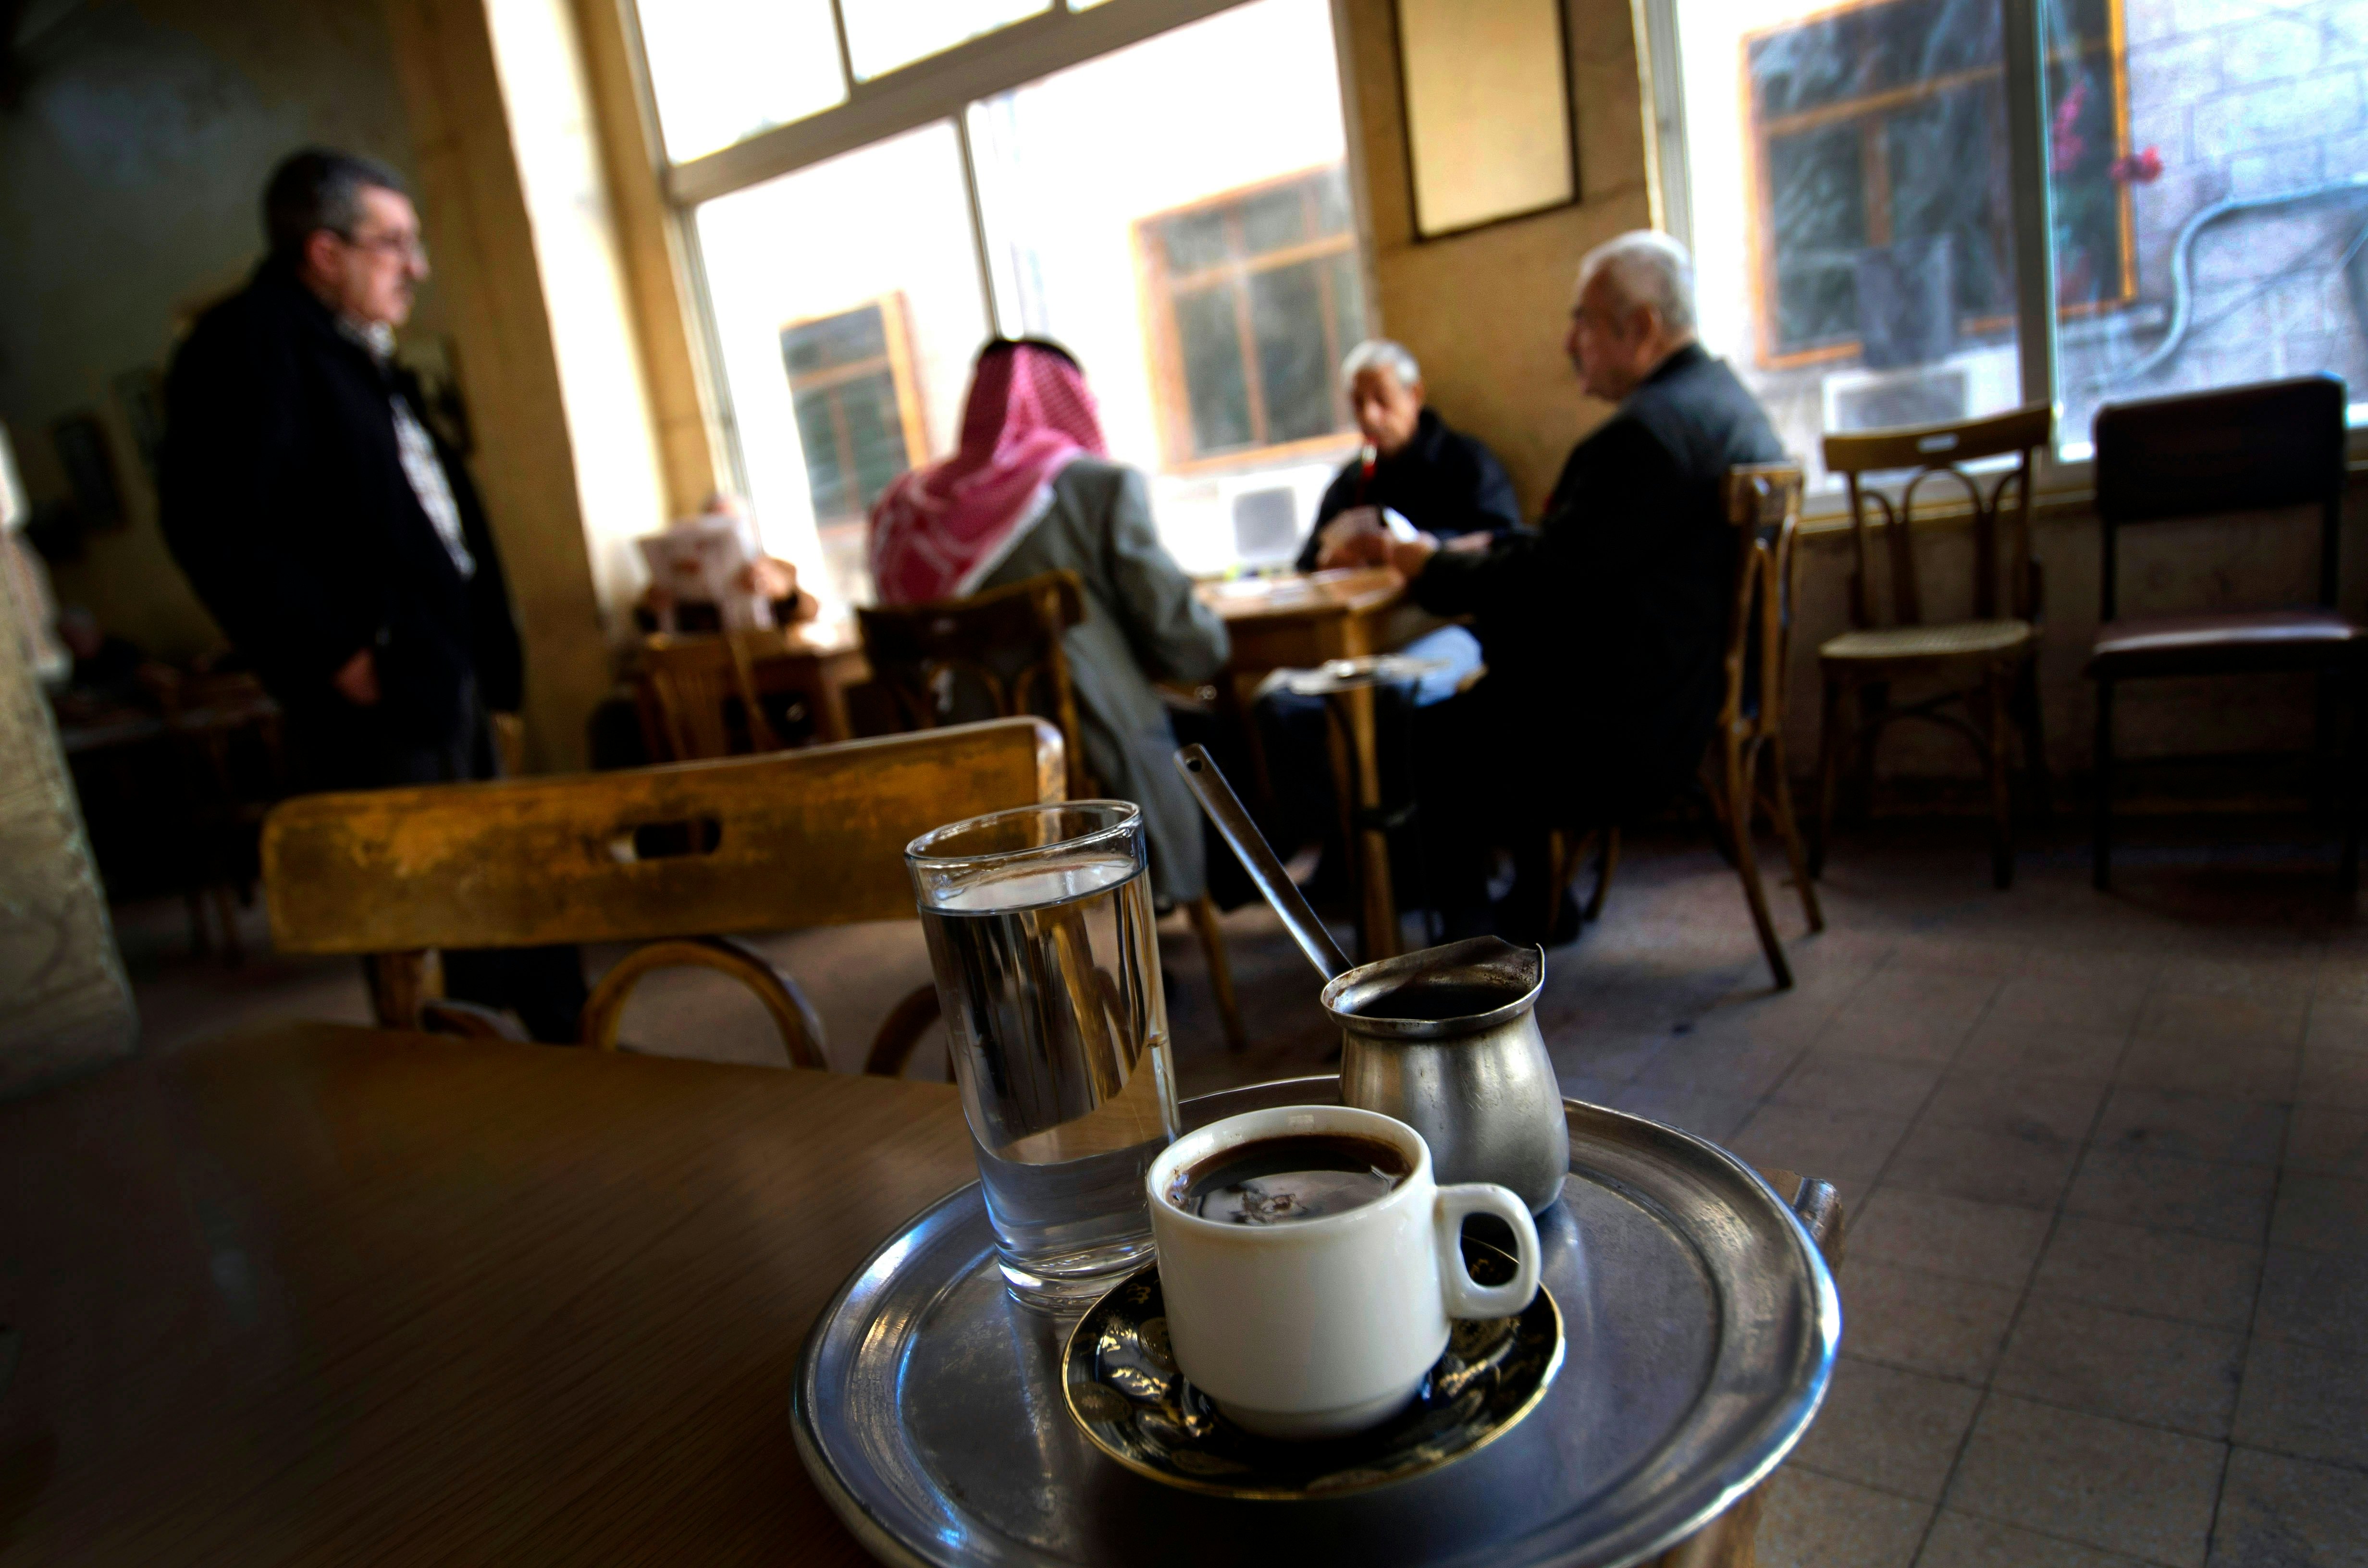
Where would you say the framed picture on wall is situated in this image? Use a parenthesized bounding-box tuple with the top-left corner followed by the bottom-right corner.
(1395, 0, 1578, 240)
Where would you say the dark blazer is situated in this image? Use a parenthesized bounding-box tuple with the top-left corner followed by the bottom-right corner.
(160, 259, 521, 759)
(1296, 408, 1522, 571)
(1411, 343, 1783, 812)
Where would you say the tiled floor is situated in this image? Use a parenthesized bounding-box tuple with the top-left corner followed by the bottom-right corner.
(116, 815, 2368, 1567)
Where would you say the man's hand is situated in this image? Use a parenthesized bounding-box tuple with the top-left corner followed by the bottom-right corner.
(332, 648, 381, 707)
(1387, 533, 1440, 578)
(1314, 507, 1391, 570)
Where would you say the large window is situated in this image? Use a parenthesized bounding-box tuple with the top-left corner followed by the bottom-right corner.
(1139, 168, 1364, 466)
(1649, 0, 2366, 477)
(648, 0, 1366, 601)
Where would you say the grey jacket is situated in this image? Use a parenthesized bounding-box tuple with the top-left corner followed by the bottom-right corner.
(981, 457, 1230, 904)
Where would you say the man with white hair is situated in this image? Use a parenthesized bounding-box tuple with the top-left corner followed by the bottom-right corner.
(1295, 339, 1519, 573)
(1325, 229, 1783, 942)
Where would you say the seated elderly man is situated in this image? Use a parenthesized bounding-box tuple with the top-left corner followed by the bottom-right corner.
(1322, 230, 1783, 942)
(1297, 339, 1520, 573)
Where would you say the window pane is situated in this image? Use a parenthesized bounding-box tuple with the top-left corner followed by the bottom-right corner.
(633, 0, 845, 163)
(2046, 0, 2368, 458)
(1675, 0, 2025, 486)
(1251, 262, 1336, 443)
(841, 0, 1050, 81)
(964, 0, 1363, 569)
(1177, 286, 1255, 452)
(695, 123, 990, 606)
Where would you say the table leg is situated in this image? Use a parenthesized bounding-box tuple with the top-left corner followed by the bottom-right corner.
(1330, 686, 1399, 964)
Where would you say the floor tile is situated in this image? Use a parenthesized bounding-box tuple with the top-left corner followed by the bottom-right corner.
(2157, 956, 2321, 1004)
(2091, 1089, 2289, 1167)
(1956, 1018, 2130, 1082)
(1629, 1031, 1805, 1097)
(2115, 1039, 2300, 1102)
(2253, 1247, 2368, 1356)
(1993, 1297, 2245, 1438)
(1924, 1071, 2110, 1144)
(2066, 1150, 2277, 1242)
(2297, 1046, 2368, 1110)
(1543, 1029, 1663, 1085)
(2232, 1337, 2368, 1469)
(2207, 1446, 2368, 1568)
(1886, 1121, 2084, 1210)
(1729, 1103, 1911, 1202)
(1887, 934, 2031, 979)
(1850, 1187, 2053, 1288)
(1791, 1354, 1982, 1501)
(2031, 1216, 2262, 1332)
(1946, 1395, 2226, 1568)
(1839, 1259, 2022, 1381)
(2020, 947, 2162, 987)
(1816, 999, 1987, 1065)
(1919, 1511, 2156, 1568)
(2134, 993, 2309, 1049)
(2302, 1002, 2368, 1053)
(1994, 976, 2151, 1033)
(2283, 1104, 2368, 1177)
(1856, 968, 2003, 1016)
(2267, 1173, 2368, 1254)
(1774, 1053, 1946, 1118)
(1757, 1465, 1933, 1568)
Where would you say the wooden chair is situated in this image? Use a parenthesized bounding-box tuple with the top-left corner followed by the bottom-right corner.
(641, 630, 784, 759)
(261, 717, 1067, 1072)
(2089, 374, 2364, 890)
(858, 571, 1248, 1052)
(1814, 405, 2052, 888)
(1550, 464, 1825, 989)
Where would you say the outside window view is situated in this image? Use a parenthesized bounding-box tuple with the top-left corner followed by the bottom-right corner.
(1675, 0, 2366, 479)
(687, 0, 1358, 606)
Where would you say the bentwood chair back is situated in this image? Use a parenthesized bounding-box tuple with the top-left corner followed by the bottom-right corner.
(641, 630, 784, 759)
(262, 718, 1066, 1073)
(2089, 374, 2363, 889)
(1816, 404, 2053, 887)
(858, 570, 1248, 1052)
(1550, 463, 1825, 989)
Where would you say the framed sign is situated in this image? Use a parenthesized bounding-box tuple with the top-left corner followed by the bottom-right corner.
(1395, 0, 1577, 239)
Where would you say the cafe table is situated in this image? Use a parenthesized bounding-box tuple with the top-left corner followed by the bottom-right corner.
(0, 1021, 974, 1565)
(1196, 568, 1443, 962)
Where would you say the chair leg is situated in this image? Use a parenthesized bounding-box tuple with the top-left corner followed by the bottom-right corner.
(1986, 668, 2016, 890)
(865, 982, 944, 1077)
(2016, 655, 2052, 822)
(1765, 736, 1825, 933)
(2343, 665, 2366, 895)
(1585, 830, 1619, 923)
(1813, 675, 1844, 878)
(1726, 745, 1793, 991)
(2093, 677, 2115, 891)
(1187, 895, 1248, 1052)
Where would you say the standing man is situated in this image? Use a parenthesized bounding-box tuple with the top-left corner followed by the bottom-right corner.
(161, 148, 583, 1039)
(1323, 231, 1784, 941)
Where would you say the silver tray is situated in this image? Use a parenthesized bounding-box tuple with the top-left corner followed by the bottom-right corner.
(792, 1078, 1840, 1568)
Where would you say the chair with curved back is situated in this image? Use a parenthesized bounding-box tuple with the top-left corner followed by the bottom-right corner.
(858, 570, 1249, 1051)
(640, 630, 786, 759)
(1815, 404, 2053, 888)
(1549, 463, 1825, 989)
(261, 718, 1066, 1074)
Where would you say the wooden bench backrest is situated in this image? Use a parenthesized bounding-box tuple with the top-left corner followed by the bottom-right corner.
(263, 717, 1066, 955)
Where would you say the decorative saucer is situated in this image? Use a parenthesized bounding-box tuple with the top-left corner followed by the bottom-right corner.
(1061, 1237, 1563, 1500)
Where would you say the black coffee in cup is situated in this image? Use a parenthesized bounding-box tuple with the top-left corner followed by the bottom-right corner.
(1167, 1133, 1413, 1225)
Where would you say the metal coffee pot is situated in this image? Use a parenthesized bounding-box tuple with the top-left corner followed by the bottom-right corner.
(1174, 747, 1569, 1213)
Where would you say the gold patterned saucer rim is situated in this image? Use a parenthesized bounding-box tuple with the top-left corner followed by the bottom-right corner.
(1060, 1239, 1564, 1501)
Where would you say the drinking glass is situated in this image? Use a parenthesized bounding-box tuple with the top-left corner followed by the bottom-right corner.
(906, 801, 1178, 1311)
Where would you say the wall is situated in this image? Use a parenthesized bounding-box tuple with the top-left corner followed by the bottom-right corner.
(0, 0, 444, 662)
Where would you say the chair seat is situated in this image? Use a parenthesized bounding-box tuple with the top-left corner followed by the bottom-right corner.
(1820, 618, 2035, 666)
(2089, 608, 2368, 678)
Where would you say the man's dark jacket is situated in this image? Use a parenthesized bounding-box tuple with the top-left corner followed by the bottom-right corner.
(1411, 343, 1782, 816)
(160, 258, 521, 772)
(1296, 408, 1522, 572)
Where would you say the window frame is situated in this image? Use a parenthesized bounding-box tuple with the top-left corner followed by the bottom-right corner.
(622, 0, 1378, 509)
(1135, 164, 1365, 472)
(1640, 0, 2368, 508)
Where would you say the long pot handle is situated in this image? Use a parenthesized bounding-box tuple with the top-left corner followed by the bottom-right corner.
(1172, 744, 1352, 982)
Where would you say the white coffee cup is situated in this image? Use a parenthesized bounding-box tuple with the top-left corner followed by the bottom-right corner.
(1144, 1104, 1542, 1440)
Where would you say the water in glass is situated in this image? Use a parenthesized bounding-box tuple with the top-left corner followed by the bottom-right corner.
(910, 804, 1176, 1311)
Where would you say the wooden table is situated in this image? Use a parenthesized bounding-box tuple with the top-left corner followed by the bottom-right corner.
(630, 618, 872, 755)
(1196, 569, 1440, 961)
(0, 1021, 974, 1565)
